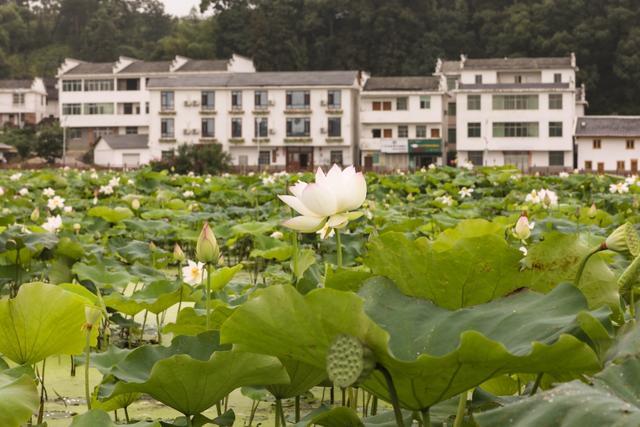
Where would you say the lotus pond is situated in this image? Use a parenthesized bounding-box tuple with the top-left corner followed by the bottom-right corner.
(1, 165, 640, 427)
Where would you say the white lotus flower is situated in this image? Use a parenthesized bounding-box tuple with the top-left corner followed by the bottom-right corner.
(47, 195, 65, 211)
(609, 182, 629, 194)
(0, 187, 4, 196)
(18, 188, 29, 196)
(90, 172, 99, 179)
(262, 176, 276, 186)
(558, 172, 569, 178)
(270, 231, 284, 239)
(458, 187, 474, 198)
(436, 195, 453, 206)
(63, 206, 73, 213)
(278, 164, 366, 235)
(183, 190, 195, 198)
(429, 163, 437, 170)
(460, 160, 474, 170)
(43, 187, 55, 198)
(625, 175, 638, 185)
(42, 215, 62, 233)
(525, 189, 558, 207)
(99, 185, 114, 195)
(108, 177, 120, 187)
(182, 260, 208, 286)
(10, 173, 22, 181)
(519, 246, 528, 256)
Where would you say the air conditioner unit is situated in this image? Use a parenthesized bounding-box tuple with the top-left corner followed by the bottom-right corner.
(269, 128, 276, 135)
(183, 129, 190, 135)
(191, 101, 200, 107)
(320, 127, 327, 134)
(183, 100, 191, 107)
(268, 100, 275, 106)
(192, 129, 200, 135)
(320, 100, 327, 107)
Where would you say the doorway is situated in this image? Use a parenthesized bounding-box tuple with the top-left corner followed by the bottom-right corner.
(503, 151, 529, 172)
(413, 154, 438, 169)
(286, 147, 314, 171)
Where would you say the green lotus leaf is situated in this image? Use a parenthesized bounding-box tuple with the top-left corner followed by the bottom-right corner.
(295, 406, 413, 427)
(73, 262, 136, 290)
(324, 266, 374, 292)
(106, 332, 289, 416)
(266, 357, 327, 399)
(92, 376, 141, 412)
(0, 373, 39, 427)
(103, 280, 190, 315)
(250, 245, 294, 261)
(0, 282, 98, 365)
(88, 206, 134, 223)
(163, 307, 208, 336)
(230, 221, 275, 236)
(475, 356, 640, 427)
(208, 264, 243, 292)
(221, 279, 609, 411)
(364, 226, 525, 308)
(55, 237, 85, 260)
(70, 409, 160, 427)
(91, 345, 132, 375)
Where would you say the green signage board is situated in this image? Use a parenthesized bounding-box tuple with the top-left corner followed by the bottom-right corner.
(408, 139, 442, 154)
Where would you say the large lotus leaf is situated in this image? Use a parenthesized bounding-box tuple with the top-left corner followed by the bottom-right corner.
(364, 228, 525, 309)
(88, 206, 134, 223)
(0, 282, 98, 364)
(73, 262, 136, 290)
(221, 279, 609, 411)
(230, 221, 276, 236)
(103, 280, 190, 315)
(207, 264, 244, 292)
(295, 406, 414, 427)
(522, 232, 621, 319)
(70, 409, 160, 427)
(163, 307, 208, 336)
(267, 357, 327, 399)
(475, 356, 640, 427)
(0, 373, 39, 427)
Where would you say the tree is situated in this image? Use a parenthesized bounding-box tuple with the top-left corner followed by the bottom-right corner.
(0, 127, 33, 159)
(34, 124, 63, 164)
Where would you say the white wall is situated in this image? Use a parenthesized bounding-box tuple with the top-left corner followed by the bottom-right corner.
(94, 142, 152, 168)
(577, 137, 640, 171)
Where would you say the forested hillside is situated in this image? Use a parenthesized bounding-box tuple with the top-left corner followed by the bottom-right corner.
(2, 0, 639, 113)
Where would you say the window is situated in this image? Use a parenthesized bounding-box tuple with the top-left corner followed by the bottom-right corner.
(231, 91, 243, 109)
(383, 129, 393, 138)
(382, 101, 392, 111)
(493, 95, 538, 110)
(161, 118, 174, 138)
(597, 162, 605, 173)
(515, 75, 523, 83)
(84, 103, 114, 115)
(117, 79, 140, 91)
(617, 161, 625, 171)
(145, 102, 149, 114)
(431, 128, 441, 138)
(396, 97, 408, 111)
(584, 161, 592, 171)
(372, 129, 381, 138)
(258, 150, 270, 165)
(448, 128, 457, 143)
(416, 125, 427, 138)
(549, 94, 562, 110)
(254, 90, 267, 108)
(84, 79, 113, 91)
(492, 122, 539, 137)
(12, 93, 25, 105)
(468, 151, 484, 166)
(125, 127, 138, 135)
(627, 139, 635, 149)
(95, 128, 113, 139)
(255, 117, 268, 138)
(201, 91, 215, 110)
(122, 103, 140, 115)
(286, 90, 310, 108)
(68, 128, 82, 139)
(62, 103, 81, 115)
(475, 74, 483, 84)
(467, 122, 481, 138)
(231, 118, 242, 138)
(554, 73, 562, 83)
(632, 160, 638, 174)
(330, 150, 343, 166)
(420, 96, 430, 109)
(328, 90, 341, 108)
(161, 91, 174, 111)
(372, 101, 381, 111)
(549, 122, 563, 137)
(467, 95, 481, 110)
(62, 80, 82, 92)
(447, 102, 456, 116)
(328, 117, 341, 137)
(549, 151, 564, 166)
(446, 76, 458, 90)
(286, 118, 310, 137)
(593, 139, 601, 149)
(398, 125, 408, 138)
(161, 150, 175, 161)
(202, 118, 215, 137)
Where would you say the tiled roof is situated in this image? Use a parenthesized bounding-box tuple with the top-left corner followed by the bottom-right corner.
(147, 71, 360, 88)
(463, 56, 573, 70)
(575, 117, 640, 138)
(176, 59, 228, 72)
(458, 82, 570, 90)
(119, 61, 173, 74)
(97, 134, 149, 150)
(364, 76, 439, 91)
(440, 61, 461, 73)
(65, 62, 114, 75)
(0, 79, 33, 89)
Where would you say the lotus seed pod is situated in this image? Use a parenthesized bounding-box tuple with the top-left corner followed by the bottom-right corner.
(326, 334, 374, 388)
(618, 255, 640, 291)
(605, 223, 639, 255)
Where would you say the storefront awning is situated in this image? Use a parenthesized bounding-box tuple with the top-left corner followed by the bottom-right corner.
(409, 139, 442, 155)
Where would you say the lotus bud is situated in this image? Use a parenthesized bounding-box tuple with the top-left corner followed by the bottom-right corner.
(513, 213, 532, 241)
(84, 305, 102, 330)
(73, 223, 81, 233)
(30, 207, 40, 222)
(588, 203, 597, 219)
(543, 192, 552, 208)
(604, 223, 640, 256)
(326, 334, 375, 389)
(173, 243, 186, 263)
(131, 199, 140, 210)
(149, 241, 157, 252)
(196, 222, 220, 264)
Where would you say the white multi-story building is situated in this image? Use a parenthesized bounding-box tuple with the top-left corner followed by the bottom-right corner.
(359, 77, 444, 170)
(575, 116, 640, 174)
(144, 71, 365, 170)
(436, 54, 581, 172)
(57, 54, 255, 160)
(0, 78, 48, 127)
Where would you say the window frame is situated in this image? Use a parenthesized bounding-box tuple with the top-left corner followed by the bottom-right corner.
(161, 118, 174, 138)
(467, 94, 481, 110)
(328, 117, 341, 137)
(161, 91, 175, 111)
(549, 122, 563, 137)
(286, 117, 310, 137)
(202, 118, 215, 138)
(467, 122, 481, 138)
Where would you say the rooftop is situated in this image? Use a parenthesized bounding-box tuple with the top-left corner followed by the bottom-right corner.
(438, 55, 575, 73)
(175, 59, 228, 72)
(575, 116, 640, 138)
(65, 62, 114, 75)
(119, 60, 173, 74)
(97, 134, 149, 150)
(0, 79, 34, 90)
(458, 82, 570, 90)
(364, 76, 440, 91)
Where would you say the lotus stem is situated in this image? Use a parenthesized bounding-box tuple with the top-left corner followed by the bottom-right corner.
(140, 310, 148, 342)
(631, 288, 636, 321)
(156, 313, 162, 344)
(530, 372, 543, 395)
(291, 232, 299, 285)
(575, 245, 603, 286)
(124, 406, 130, 423)
(177, 267, 183, 313)
(295, 395, 300, 422)
(453, 391, 467, 427)
(37, 359, 46, 424)
(84, 329, 92, 410)
(378, 365, 404, 427)
(371, 395, 378, 415)
(336, 228, 343, 267)
(205, 263, 212, 329)
(274, 398, 282, 427)
(248, 400, 260, 427)
(216, 400, 222, 416)
(421, 408, 430, 427)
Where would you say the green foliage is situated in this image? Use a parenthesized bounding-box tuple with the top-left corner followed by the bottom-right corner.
(0, 372, 39, 427)
(34, 123, 63, 164)
(151, 143, 231, 176)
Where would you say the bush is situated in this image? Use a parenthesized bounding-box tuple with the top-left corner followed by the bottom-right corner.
(0, 126, 34, 159)
(150, 143, 231, 175)
(34, 123, 63, 164)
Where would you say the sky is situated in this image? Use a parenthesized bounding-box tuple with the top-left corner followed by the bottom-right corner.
(161, 0, 203, 17)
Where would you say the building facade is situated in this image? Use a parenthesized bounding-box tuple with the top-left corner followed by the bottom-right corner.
(145, 71, 364, 170)
(435, 54, 581, 172)
(575, 116, 640, 174)
(57, 54, 255, 160)
(359, 77, 444, 170)
(0, 78, 48, 127)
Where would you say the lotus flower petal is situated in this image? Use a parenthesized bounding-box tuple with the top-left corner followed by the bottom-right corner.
(300, 183, 338, 217)
(339, 172, 367, 212)
(289, 182, 307, 199)
(282, 216, 327, 233)
(278, 195, 320, 218)
(327, 213, 349, 229)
